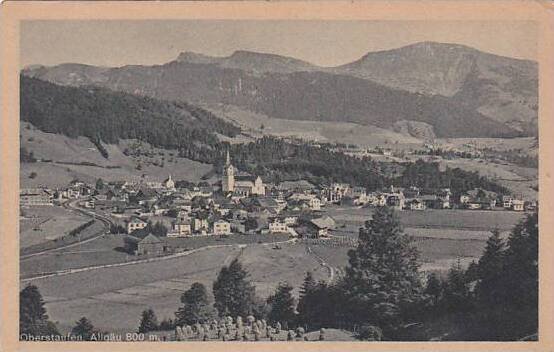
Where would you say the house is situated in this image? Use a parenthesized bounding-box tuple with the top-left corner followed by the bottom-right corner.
(502, 196, 514, 209)
(213, 220, 231, 235)
(466, 202, 482, 210)
(460, 194, 471, 204)
(268, 218, 288, 234)
(127, 217, 148, 234)
(124, 234, 167, 256)
(307, 218, 331, 238)
(230, 220, 246, 234)
(406, 199, 425, 211)
(386, 193, 405, 210)
(193, 217, 210, 233)
(512, 199, 525, 211)
(308, 197, 321, 211)
(138, 234, 167, 255)
(525, 200, 537, 211)
(171, 219, 192, 237)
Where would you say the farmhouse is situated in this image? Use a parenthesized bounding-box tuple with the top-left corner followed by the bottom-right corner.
(124, 234, 167, 256)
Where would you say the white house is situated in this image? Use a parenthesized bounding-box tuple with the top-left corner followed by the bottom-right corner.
(127, 217, 148, 234)
(213, 220, 231, 235)
(269, 218, 288, 234)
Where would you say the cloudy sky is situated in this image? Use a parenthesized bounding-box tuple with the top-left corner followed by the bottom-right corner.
(21, 20, 537, 68)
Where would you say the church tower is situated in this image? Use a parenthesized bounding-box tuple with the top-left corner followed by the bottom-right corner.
(222, 149, 235, 193)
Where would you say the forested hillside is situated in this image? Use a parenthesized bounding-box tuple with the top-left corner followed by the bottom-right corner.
(21, 75, 240, 162)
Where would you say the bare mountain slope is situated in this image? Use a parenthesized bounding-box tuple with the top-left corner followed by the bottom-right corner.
(335, 42, 538, 133)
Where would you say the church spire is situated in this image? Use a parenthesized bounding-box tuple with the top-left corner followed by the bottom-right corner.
(225, 149, 231, 166)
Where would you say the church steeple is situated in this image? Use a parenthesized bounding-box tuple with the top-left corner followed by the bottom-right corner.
(222, 149, 235, 193)
(225, 149, 231, 166)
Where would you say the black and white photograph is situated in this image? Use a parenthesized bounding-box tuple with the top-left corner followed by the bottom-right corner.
(4, 3, 548, 346)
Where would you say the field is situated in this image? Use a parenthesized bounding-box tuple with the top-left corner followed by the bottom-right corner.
(20, 233, 290, 279)
(26, 242, 330, 334)
(19, 206, 91, 248)
(322, 206, 528, 275)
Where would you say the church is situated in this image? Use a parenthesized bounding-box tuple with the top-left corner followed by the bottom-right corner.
(222, 150, 265, 196)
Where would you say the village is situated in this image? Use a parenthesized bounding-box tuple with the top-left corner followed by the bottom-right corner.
(20, 150, 537, 259)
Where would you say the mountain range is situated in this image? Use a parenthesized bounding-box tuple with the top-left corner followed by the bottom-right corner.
(22, 41, 538, 138)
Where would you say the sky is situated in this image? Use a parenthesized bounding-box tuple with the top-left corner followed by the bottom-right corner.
(20, 20, 538, 68)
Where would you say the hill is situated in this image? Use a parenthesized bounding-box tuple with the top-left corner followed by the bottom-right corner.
(176, 50, 318, 74)
(20, 75, 241, 163)
(335, 42, 538, 134)
(23, 47, 522, 138)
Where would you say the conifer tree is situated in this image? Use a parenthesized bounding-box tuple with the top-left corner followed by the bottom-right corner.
(20, 285, 59, 336)
(175, 282, 217, 325)
(71, 317, 95, 341)
(343, 207, 422, 334)
(213, 259, 256, 317)
(138, 308, 159, 333)
(476, 229, 505, 306)
(267, 282, 296, 328)
(296, 272, 317, 325)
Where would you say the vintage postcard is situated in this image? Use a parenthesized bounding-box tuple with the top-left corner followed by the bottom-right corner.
(1, 1, 553, 351)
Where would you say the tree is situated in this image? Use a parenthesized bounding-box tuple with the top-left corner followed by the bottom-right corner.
(484, 213, 538, 339)
(476, 229, 505, 306)
(424, 273, 442, 306)
(442, 260, 472, 315)
(213, 259, 256, 317)
(175, 282, 217, 325)
(29, 172, 37, 179)
(150, 221, 168, 237)
(296, 271, 317, 325)
(71, 317, 95, 341)
(267, 282, 296, 328)
(95, 178, 105, 191)
(138, 308, 159, 333)
(20, 285, 59, 336)
(342, 207, 423, 335)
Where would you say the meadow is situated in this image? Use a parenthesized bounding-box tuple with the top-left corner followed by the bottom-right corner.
(27, 242, 329, 334)
(20, 206, 92, 248)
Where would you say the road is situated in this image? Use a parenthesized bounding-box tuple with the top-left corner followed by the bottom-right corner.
(305, 245, 335, 284)
(20, 199, 114, 260)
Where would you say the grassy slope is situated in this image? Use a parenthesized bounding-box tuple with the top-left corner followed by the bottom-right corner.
(206, 104, 423, 147)
(29, 243, 329, 334)
(20, 123, 213, 188)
